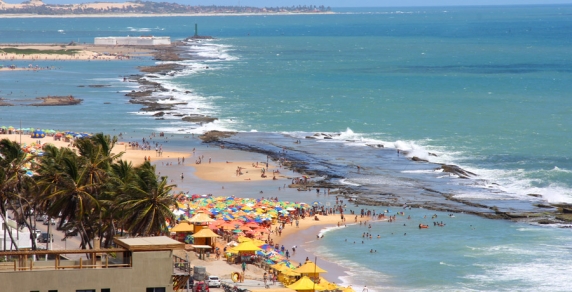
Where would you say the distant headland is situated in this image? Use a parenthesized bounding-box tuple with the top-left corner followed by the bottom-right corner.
(0, 0, 333, 16)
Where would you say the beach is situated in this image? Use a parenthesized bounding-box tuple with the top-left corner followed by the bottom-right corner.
(2, 7, 572, 290)
(0, 132, 186, 166)
(0, 44, 155, 64)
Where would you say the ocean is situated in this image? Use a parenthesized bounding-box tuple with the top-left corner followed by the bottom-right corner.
(2, 5, 572, 290)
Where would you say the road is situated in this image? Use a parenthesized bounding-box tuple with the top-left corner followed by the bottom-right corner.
(34, 217, 82, 251)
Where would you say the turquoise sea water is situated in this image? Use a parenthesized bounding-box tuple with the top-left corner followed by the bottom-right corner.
(2, 5, 572, 290)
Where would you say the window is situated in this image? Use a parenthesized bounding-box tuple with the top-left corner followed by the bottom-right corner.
(76, 290, 96, 292)
(49, 291, 59, 292)
(102, 290, 111, 292)
(146, 288, 166, 292)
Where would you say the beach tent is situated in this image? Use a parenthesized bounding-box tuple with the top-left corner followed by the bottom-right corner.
(287, 276, 326, 292)
(192, 227, 220, 247)
(192, 228, 220, 238)
(171, 222, 195, 232)
(187, 211, 215, 233)
(187, 212, 215, 224)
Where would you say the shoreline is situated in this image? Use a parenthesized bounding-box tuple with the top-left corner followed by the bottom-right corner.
(0, 43, 156, 62)
(0, 132, 189, 167)
(0, 12, 335, 18)
(120, 39, 572, 227)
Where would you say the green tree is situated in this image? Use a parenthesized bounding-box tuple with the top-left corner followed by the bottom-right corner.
(117, 162, 175, 236)
(0, 139, 36, 251)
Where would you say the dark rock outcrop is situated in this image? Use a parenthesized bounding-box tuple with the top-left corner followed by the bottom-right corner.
(199, 130, 236, 142)
(438, 164, 477, 179)
(182, 115, 218, 123)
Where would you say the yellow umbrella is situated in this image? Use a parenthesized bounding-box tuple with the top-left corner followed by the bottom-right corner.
(271, 263, 290, 272)
(234, 241, 262, 252)
(282, 270, 301, 277)
(318, 277, 338, 290)
(238, 236, 252, 243)
(252, 239, 266, 246)
(171, 222, 195, 232)
(341, 286, 355, 292)
(287, 276, 326, 291)
(294, 261, 327, 274)
(192, 228, 220, 238)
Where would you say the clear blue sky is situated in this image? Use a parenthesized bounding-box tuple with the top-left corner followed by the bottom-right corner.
(6, 0, 572, 6)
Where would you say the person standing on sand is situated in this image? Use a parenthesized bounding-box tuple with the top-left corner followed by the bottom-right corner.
(362, 286, 368, 292)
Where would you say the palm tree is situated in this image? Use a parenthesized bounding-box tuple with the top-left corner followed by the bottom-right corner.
(39, 148, 100, 249)
(100, 159, 135, 248)
(116, 162, 176, 236)
(0, 138, 36, 251)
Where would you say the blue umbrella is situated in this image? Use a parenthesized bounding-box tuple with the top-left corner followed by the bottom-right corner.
(31, 130, 46, 139)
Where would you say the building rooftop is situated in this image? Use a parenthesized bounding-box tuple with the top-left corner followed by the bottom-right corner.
(114, 236, 185, 251)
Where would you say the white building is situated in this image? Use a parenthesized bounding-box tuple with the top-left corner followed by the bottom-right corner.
(0, 216, 33, 251)
(94, 36, 171, 46)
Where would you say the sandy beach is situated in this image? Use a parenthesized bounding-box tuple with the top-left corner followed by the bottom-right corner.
(0, 44, 155, 63)
(193, 161, 288, 183)
(0, 132, 186, 166)
(0, 12, 333, 19)
(179, 212, 353, 284)
(1, 129, 364, 289)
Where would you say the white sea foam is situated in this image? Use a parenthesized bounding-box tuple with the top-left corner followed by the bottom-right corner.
(305, 127, 572, 204)
(128, 39, 240, 135)
(339, 179, 361, 186)
(127, 27, 152, 32)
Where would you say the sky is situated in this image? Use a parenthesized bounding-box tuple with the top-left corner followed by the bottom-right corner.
(4, 0, 572, 7)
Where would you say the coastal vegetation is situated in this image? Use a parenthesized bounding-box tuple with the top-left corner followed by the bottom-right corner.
(0, 47, 80, 55)
(0, 134, 176, 251)
(0, 1, 332, 15)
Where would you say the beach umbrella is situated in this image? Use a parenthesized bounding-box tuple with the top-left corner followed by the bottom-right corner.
(318, 277, 338, 290)
(282, 270, 301, 277)
(294, 261, 327, 275)
(234, 241, 262, 252)
(342, 286, 355, 292)
(287, 276, 326, 291)
(31, 130, 46, 139)
(173, 209, 185, 216)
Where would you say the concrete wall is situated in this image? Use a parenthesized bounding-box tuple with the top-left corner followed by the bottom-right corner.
(94, 37, 171, 46)
(94, 37, 117, 45)
(0, 250, 174, 292)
